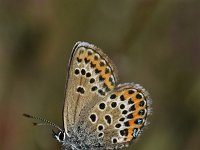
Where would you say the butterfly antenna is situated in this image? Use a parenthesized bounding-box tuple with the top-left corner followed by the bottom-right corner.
(23, 113, 63, 132)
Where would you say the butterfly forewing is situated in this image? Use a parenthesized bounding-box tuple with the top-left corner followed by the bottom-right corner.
(81, 83, 151, 149)
(64, 42, 118, 129)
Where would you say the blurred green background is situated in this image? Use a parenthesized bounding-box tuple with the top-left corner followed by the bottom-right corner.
(0, 0, 200, 150)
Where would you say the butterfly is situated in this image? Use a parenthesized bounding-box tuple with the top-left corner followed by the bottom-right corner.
(24, 42, 151, 150)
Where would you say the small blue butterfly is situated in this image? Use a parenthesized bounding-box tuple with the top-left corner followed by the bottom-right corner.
(24, 42, 151, 150)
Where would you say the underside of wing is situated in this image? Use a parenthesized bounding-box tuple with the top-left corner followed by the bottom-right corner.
(82, 83, 151, 149)
(64, 42, 118, 129)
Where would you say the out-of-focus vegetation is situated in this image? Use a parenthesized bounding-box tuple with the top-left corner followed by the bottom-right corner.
(0, 0, 200, 150)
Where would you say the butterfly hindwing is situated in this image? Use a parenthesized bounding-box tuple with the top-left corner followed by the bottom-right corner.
(82, 83, 151, 149)
(63, 42, 118, 129)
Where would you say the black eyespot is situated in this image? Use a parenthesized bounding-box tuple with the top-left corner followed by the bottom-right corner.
(90, 78, 95, 83)
(124, 129, 128, 136)
(74, 69, 80, 75)
(90, 62, 96, 68)
(134, 118, 143, 125)
(100, 61, 105, 66)
(129, 105, 136, 111)
(77, 87, 85, 94)
(98, 125, 104, 131)
(105, 115, 112, 125)
(90, 114, 97, 123)
(128, 98, 134, 104)
(119, 117, 125, 122)
(120, 130, 124, 136)
(98, 89, 105, 96)
(115, 123, 121, 128)
(138, 109, 145, 115)
(99, 103, 106, 110)
(98, 132, 104, 138)
(86, 72, 91, 77)
(109, 77, 113, 83)
(124, 121, 130, 127)
(120, 129, 128, 136)
(81, 69, 86, 75)
(84, 58, 90, 64)
(99, 75, 105, 81)
(122, 110, 128, 115)
(77, 57, 82, 63)
(95, 69, 101, 74)
(110, 94, 116, 99)
(120, 95, 125, 101)
(112, 138, 118, 144)
(120, 104, 125, 109)
(91, 86, 97, 91)
(111, 102, 117, 108)
(128, 90, 135, 94)
(139, 101, 145, 107)
(136, 93, 142, 99)
(127, 113, 133, 119)
(105, 68, 110, 74)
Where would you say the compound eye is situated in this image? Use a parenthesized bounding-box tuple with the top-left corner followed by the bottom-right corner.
(58, 131, 65, 141)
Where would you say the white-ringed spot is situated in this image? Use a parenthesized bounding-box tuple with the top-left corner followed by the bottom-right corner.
(86, 72, 92, 78)
(110, 94, 117, 99)
(89, 113, 98, 124)
(138, 109, 146, 116)
(104, 114, 112, 125)
(97, 124, 105, 131)
(90, 78, 95, 84)
(81, 69, 86, 75)
(98, 102, 106, 111)
(119, 104, 125, 110)
(136, 93, 143, 99)
(98, 132, 104, 138)
(110, 101, 117, 108)
(139, 100, 146, 107)
(111, 137, 118, 144)
(91, 86, 98, 91)
(74, 68, 80, 75)
(128, 89, 136, 94)
(115, 123, 121, 129)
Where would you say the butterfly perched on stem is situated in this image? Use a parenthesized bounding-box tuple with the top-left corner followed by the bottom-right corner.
(24, 42, 151, 150)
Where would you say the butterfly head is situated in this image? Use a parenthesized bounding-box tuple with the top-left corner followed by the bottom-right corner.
(53, 130, 66, 143)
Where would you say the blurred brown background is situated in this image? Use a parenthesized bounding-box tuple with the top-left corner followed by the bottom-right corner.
(0, 0, 200, 150)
